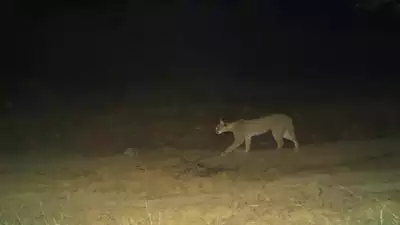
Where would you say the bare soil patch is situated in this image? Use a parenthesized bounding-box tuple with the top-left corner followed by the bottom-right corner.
(1, 138, 400, 224)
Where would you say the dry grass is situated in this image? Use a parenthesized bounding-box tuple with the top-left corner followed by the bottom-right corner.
(1, 99, 400, 224)
(1, 139, 400, 225)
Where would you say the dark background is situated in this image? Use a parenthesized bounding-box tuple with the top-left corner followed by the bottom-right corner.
(1, 0, 400, 154)
(5, 0, 400, 108)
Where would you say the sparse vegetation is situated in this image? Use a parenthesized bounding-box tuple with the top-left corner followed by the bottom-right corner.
(1, 99, 400, 224)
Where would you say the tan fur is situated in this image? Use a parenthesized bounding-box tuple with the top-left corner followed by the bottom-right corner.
(216, 114, 299, 156)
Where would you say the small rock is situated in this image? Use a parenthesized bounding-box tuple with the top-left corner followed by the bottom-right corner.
(124, 148, 139, 157)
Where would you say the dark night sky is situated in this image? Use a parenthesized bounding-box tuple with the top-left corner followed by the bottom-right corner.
(3, 0, 400, 109)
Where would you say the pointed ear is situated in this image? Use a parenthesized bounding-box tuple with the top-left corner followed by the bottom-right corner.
(219, 118, 224, 124)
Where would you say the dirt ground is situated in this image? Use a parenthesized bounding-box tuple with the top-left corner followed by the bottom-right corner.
(1, 137, 399, 225)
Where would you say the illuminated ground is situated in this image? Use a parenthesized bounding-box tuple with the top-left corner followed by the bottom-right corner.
(1, 137, 399, 225)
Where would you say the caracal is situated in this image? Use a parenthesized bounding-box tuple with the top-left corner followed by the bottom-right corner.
(216, 114, 299, 156)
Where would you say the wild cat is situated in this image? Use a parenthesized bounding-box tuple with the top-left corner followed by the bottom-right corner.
(216, 114, 299, 156)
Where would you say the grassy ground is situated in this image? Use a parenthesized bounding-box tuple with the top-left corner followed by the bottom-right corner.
(1, 101, 400, 224)
(1, 140, 400, 224)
